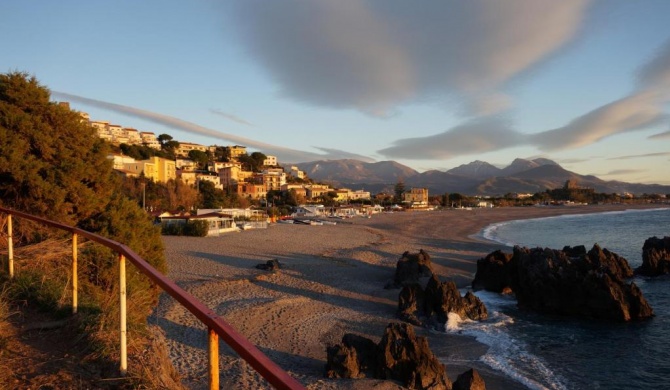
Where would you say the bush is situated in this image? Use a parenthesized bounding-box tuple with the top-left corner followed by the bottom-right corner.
(162, 220, 208, 237)
(183, 220, 209, 237)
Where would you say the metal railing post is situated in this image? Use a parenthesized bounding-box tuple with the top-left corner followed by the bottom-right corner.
(119, 253, 128, 376)
(72, 233, 78, 314)
(209, 328, 220, 390)
(7, 214, 13, 278)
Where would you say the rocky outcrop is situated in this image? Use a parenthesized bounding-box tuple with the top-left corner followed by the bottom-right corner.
(472, 244, 653, 322)
(325, 322, 458, 389)
(399, 275, 487, 329)
(636, 236, 670, 276)
(387, 250, 435, 288)
(453, 369, 486, 390)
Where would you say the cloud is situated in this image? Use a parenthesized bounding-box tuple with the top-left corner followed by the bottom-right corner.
(649, 130, 670, 139)
(597, 169, 647, 177)
(51, 91, 368, 163)
(378, 117, 525, 159)
(531, 91, 666, 151)
(231, 0, 589, 116)
(607, 152, 670, 160)
(209, 109, 253, 126)
(381, 38, 670, 160)
(311, 147, 376, 163)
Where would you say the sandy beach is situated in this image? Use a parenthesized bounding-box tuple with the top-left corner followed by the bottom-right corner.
(152, 204, 666, 389)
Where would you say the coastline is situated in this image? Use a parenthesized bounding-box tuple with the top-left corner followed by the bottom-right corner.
(153, 203, 667, 389)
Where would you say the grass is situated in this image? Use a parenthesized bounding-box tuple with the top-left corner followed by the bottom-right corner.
(0, 237, 186, 389)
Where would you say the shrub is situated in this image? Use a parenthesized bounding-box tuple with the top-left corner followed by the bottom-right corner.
(183, 220, 209, 237)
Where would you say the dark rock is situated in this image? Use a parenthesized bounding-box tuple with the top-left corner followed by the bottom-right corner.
(472, 244, 654, 322)
(376, 323, 452, 390)
(325, 323, 454, 389)
(399, 275, 487, 329)
(391, 250, 435, 288)
(342, 333, 378, 372)
(255, 259, 282, 271)
(325, 344, 362, 379)
(471, 250, 516, 293)
(398, 284, 425, 326)
(453, 369, 486, 390)
(636, 236, 670, 276)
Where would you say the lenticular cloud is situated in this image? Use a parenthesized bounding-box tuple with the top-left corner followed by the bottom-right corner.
(230, 0, 590, 117)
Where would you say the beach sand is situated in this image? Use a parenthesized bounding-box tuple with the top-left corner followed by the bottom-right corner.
(152, 204, 663, 389)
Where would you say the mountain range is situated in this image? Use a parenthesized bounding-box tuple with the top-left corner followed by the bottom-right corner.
(293, 158, 670, 196)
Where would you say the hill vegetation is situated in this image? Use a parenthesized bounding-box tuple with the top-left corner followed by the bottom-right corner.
(0, 72, 182, 388)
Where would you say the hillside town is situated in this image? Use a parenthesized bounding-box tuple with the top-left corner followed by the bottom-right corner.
(66, 103, 431, 235)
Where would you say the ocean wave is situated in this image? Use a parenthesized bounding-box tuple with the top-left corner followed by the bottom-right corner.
(445, 290, 569, 389)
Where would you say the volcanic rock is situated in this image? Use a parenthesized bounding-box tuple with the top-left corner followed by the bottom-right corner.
(325, 323, 458, 389)
(399, 275, 487, 329)
(388, 250, 435, 288)
(376, 323, 452, 390)
(453, 369, 486, 390)
(472, 244, 653, 321)
(635, 236, 670, 276)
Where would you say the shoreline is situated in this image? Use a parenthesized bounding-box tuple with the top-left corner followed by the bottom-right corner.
(154, 203, 667, 389)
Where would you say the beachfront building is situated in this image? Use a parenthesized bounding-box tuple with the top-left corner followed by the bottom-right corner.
(306, 184, 331, 200)
(333, 189, 351, 203)
(349, 190, 371, 201)
(402, 187, 429, 208)
(160, 211, 238, 236)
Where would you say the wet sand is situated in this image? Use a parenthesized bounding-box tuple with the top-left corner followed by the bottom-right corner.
(153, 204, 665, 389)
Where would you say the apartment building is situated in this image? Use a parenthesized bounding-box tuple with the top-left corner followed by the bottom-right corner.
(263, 155, 278, 166)
(123, 156, 176, 183)
(176, 142, 208, 157)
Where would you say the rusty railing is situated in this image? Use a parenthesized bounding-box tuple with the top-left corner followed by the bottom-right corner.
(0, 206, 304, 390)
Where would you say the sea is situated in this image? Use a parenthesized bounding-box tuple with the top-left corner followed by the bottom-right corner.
(451, 207, 670, 390)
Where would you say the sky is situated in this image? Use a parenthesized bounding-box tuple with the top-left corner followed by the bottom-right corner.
(1, 0, 670, 185)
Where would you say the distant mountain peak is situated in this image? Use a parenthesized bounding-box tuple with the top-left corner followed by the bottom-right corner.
(447, 160, 501, 179)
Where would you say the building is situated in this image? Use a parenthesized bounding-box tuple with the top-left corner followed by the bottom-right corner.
(349, 190, 371, 200)
(263, 155, 278, 166)
(258, 169, 286, 191)
(402, 188, 429, 208)
(176, 142, 208, 157)
(289, 166, 306, 180)
(107, 153, 136, 170)
(123, 156, 176, 183)
(305, 184, 331, 200)
(140, 132, 161, 150)
(197, 173, 222, 190)
(227, 145, 247, 161)
(236, 182, 267, 200)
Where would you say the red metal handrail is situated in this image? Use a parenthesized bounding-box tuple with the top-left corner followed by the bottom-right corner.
(0, 206, 305, 390)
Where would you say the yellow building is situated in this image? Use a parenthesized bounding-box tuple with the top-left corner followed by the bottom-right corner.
(123, 156, 176, 183)
(227, 145, 247, 160)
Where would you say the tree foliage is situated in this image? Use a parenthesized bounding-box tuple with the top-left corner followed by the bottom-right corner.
(0, 72, 116, 227)
(0, 72, 167, 369)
